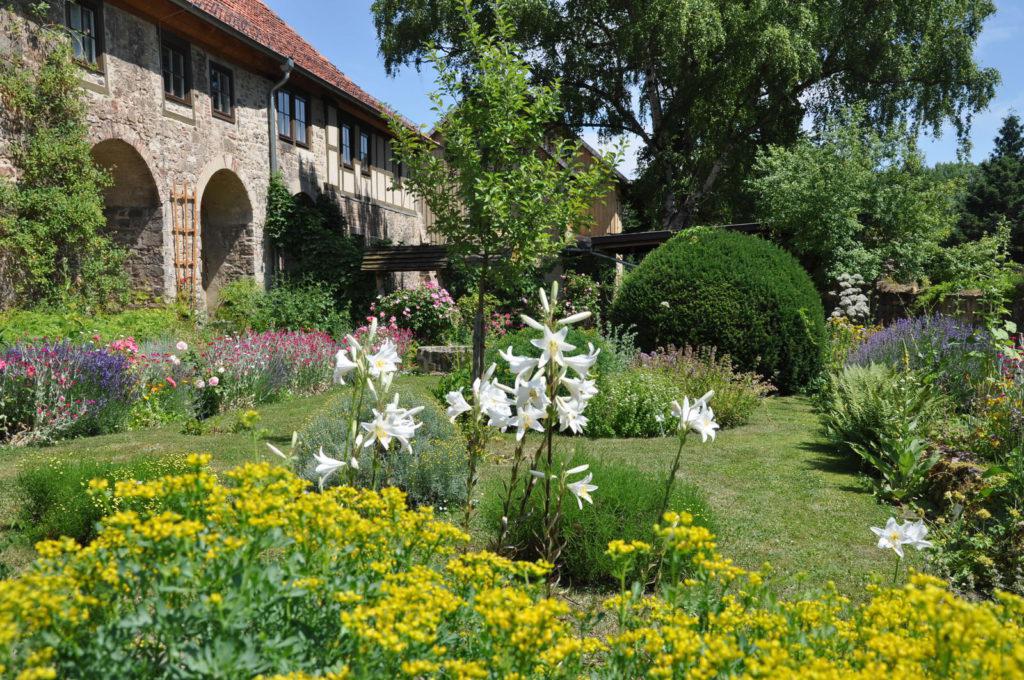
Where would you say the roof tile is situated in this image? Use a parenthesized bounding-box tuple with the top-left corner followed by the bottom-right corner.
(185, 0, 407, 126)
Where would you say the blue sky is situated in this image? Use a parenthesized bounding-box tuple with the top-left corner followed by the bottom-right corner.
(266, 0, 1023, 177)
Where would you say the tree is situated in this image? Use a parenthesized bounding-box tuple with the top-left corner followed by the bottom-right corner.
(386, 1, 614, 379)
(372, 0, 998, 230)
(749, 109, 960, 288)
(960, 114, 1024, 259)
(0, 4, 126, 308)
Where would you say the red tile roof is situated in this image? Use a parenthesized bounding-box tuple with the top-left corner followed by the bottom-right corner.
(185, 0, 409, 127)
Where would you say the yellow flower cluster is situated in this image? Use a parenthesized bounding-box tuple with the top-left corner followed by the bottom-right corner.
(1, 461, 1023, 678)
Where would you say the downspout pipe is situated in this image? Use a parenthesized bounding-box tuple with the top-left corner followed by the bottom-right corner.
(268, 58, 294, 174)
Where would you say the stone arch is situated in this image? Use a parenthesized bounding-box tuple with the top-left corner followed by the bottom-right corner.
(199, 169, 254, 308)
(90, 139, 164, 297)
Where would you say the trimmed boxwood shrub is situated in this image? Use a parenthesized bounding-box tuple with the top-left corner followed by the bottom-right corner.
(610, 228, 825, 392)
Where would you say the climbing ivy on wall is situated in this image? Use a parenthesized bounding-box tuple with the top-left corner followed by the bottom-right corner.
(265, 172, 375, 319)
(0, 3, 128, 308)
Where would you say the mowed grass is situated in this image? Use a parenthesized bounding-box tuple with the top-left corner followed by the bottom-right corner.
(475, 396, 911, 599)
(0, 386, 349, 571)
(1, 378, 907, 598)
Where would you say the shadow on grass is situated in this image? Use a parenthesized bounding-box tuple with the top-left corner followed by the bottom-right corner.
(798, 440, 870, 494)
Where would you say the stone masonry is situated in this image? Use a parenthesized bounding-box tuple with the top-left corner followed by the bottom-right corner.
(0, 0, 431, 310)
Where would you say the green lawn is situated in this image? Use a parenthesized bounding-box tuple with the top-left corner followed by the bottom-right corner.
(475, 396, 915, 599)
(1, 381, 910, 597)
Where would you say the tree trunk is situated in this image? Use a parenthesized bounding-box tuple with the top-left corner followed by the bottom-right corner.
(472, 258, 490, 380)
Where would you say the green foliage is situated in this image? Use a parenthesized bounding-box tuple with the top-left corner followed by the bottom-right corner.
(211, 278, 351, 339)
(263, 172, 375, 319)
(373, 0, 997, 229)
(818, 364, 948, 502)
(0, 305, 195, 345)
(15, 455, 193, 545)
(919, 220, 1019, 323)
(750, 109, 959, 287)
(960, 114, 1024, 260)
(385, 1, 615, 376)
(480, 448, 714, 587)
(0, 23, 128, 307)
(610, 228, 825, 393)
(584, 370, 679, 439)
(636, 346, 773, 429)
(297, 380, 468, 510)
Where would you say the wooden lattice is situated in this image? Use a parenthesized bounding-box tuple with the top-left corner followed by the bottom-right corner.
(171, 181, 199, 302)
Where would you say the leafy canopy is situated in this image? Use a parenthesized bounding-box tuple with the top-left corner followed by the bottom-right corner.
(749, 109, 960, 288)
(372, 0, 998, 229)
(385, 0, 615, 375)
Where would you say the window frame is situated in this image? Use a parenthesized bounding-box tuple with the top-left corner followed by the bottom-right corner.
(359, 130, 372, 176)
(276, 89, 310, 147)
(292, 92, 310, 148)
(65, 0, 104, 71)
(160, 33, 192, 105)
(208, 61, 235, 122)
(341, 121, 353, 168)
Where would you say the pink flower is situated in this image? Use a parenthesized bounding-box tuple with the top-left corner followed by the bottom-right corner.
(208, 376, 219, 387)
(166, 376, 177, 388)
(176, 341, 189, 352)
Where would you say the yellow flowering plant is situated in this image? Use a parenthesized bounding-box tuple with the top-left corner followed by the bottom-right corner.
(2, 460, 1023, 678)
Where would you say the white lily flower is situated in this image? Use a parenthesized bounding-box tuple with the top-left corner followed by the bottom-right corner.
(556, 396, 589, 434)
(333, 348, 358, 384)
(557, 311, 592, 326)
(516, 375, 550, 412)
(511, 405, 546, 441)
(529, 469, 547, 480)
(691, 405, 719, 442)
(562, 376, 599, 402)
(499, 345, 540, 381)
(520, 314, 546, 331)
(445, 389, 472, 422)
(871, 517, 909, 558)
(539, 287, 550, 314)
(565, 464, 590, 476)
(361, 409, 399, 450)
(366, 340, 401, 378)
(266, 442, 287, 460)
(670, 397, 701, 430)
(344, 334, 362, 354)
(901, 519, 933, 551)
(349, 455, 360, 470)
(566, 472, 598, 510)
(531, 325, 575, 368)
(313, 447, 347, 489)
(562, 343, 599, 378)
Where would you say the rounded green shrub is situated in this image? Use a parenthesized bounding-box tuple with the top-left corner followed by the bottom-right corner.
(610, 228, 826, 392)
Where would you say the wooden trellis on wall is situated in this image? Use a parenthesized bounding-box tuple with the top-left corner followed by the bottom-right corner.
(171, 181, 199, 302)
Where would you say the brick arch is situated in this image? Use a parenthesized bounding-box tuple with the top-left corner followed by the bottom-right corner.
(90, 138, 165, 298)
(88, 125, 167, 203)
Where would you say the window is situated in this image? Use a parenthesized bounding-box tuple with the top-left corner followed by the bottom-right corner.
(276, 90, 309, 146)
(66, 1, 102, 68)
(277, 90, 292, 140)
(294, 94, 308, 146)
(359, 131, 371, 174)
(209, 62, 234, 120)
(161, 35, 191, 103)
(341, 123, 353, 167)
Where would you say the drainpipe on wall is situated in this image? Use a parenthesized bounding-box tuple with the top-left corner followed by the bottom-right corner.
(268, 58, 294, 174)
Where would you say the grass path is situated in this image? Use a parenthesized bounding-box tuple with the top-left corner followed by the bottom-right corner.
(478, 396, 916, 598)
(2, 383, 912, 596)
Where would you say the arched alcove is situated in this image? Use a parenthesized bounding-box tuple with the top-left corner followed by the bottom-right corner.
(200, 169, 254, 307)
(90, 139, 164, 296)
